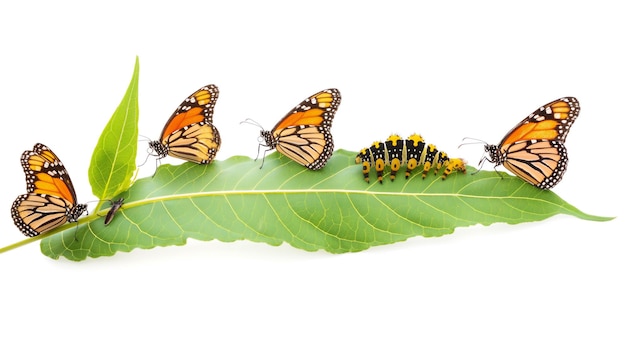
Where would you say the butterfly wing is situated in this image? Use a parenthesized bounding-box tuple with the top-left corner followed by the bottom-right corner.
(501, 139, 568, 188)
(270, 88, 341, 170)
(162, 122, 221, 164)
(159, 84, 219, 140)
(152, 84, 221, 164)
(12, 194, 77, 237)
(12, 143, 86, 237)
(21, 143, 78, 203)
(497, 97, 580, 189)
(499, 97, 580, 146)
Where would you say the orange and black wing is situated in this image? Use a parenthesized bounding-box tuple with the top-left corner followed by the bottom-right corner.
(499, 96, 579, 147)
(270, 88, 341, 170)
(21, 143, 78, 202)
(158, 84, 219, 140)
(12, 143, 87, 237)
(151, 84, 221, 164)
(497, 97, 580, 189)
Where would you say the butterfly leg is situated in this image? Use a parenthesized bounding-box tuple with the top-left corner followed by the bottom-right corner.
(70, 224, 80, 244)
(151, 158, 163, 178)
(258, 148, 272, 169)
(254, 143, 262, 162)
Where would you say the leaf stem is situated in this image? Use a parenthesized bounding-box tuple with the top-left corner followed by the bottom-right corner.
(0, 211, 106, 254)
(0, 236, 43, 254)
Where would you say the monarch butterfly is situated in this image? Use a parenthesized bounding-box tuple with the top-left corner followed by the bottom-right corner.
(104, 198, 124, 226)
(11, 143, 87, 237)
(243, 88, 341, 170)
(478, 97, 580, 189)
(356, 134, 466, 183)
(148, 84, 221, 164)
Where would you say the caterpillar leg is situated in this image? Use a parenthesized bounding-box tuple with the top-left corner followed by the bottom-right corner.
(355, 149, 372, 183)
(421, 162, 433, 179)
(361, 161, 371, 183)
(441, 158, 467, 180)
(357, 134, 466, 183)
(375, 158, 386, 184)
(406, 158, 418, 179)
(389, 158, 401, 181)
(385, 134, 403, 181)
(432, 151, 448, 176)
(421, 144, 438, 178)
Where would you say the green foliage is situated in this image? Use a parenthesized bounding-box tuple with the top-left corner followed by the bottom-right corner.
(40, 150, 611, 261)
(1, 58, 610, 261)
(88, 56, 139, 206)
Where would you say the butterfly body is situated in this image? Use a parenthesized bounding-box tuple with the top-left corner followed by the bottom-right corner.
(258, 88, 341, 170)
(356, 134, 466, 183)
(481, 97, 579, 189)
(149, 84, 221, 164)
(11, 143, 87, 237)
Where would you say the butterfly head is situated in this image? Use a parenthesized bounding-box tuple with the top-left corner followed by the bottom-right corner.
(482, 144, 501, 165)
(142, 140, 168, 176)
(147, 140, 167, 159)
(259, 130, 277, 149)
(240, 118, 274, 167)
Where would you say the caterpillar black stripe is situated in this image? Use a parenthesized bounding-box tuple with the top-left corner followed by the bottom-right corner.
(355, 134, 466, 183)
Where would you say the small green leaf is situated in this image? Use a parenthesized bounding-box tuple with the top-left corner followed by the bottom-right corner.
(88, 56, 139, 204)
(40, 150, 612, 261)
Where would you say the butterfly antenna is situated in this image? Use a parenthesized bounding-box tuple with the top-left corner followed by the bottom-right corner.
(138, 134, 152, 143)
(240, 118, 264, 129)
(84, 199, 104, 212)
(458, 137, 488, 148)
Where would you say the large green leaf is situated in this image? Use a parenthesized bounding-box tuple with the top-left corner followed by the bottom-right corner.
(40, 150, 612, 261)
(88, 57, 139, 205)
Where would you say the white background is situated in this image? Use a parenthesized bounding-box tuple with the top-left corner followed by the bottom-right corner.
(1, 1, 623, 350)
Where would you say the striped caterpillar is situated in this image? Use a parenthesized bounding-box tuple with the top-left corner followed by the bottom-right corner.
(355, 134, 466, 183)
